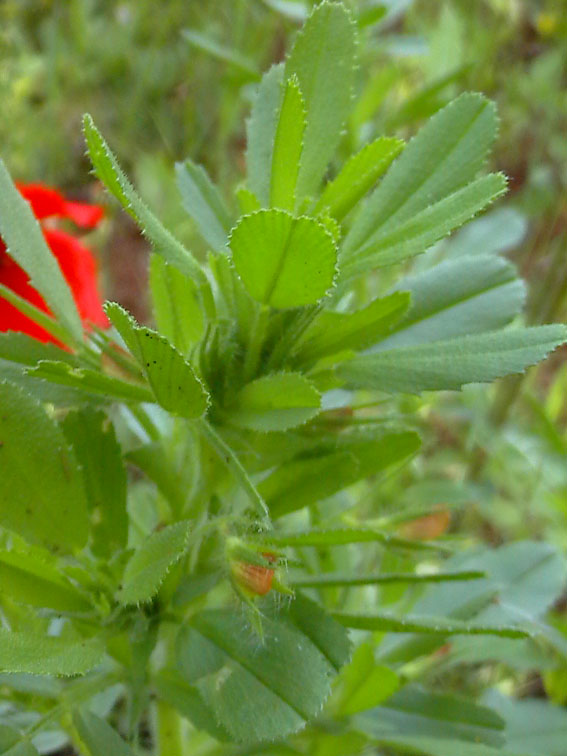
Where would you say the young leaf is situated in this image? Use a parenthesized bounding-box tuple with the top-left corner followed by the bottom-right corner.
(175, 595, 349, 743)
(270, 75, 306, 211)
(379, 255, 525, 349)
(82, 114, 204, 284)
(226, 372, 321, 432)
(149, 255, 204, 356)
(73, 711, 136, 756)
(246, 63, 285, 206)
(259, 430, 421, 517)
(313, 137, 405, 221)
(268, 527, 446, 553)
(28, 360, 152, 402)
(0, 725, 40, 756)
(0, 549, 91, 612)
(291, 570, 484, 588)
(229, 210, 337, 308)
(0, 631, 103, 676)
(175, 159, 231, 250)
(62, 409, 128, 558)
(341, 172, 507, 277)
(105, 303, 210, 418)
(293, 291, 411, 365)
(342, 93, 500, 264)
(332, 611, 531, 638)
(118, 521, 192, 605)
(337, 325, 567, 394)
(354, 687, 505, 748)
(0, 161, 82, 343)
(0, 381, 89, 553)
(285, 2, 357, 200)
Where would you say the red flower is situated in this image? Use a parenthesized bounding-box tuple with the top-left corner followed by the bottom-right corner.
(0, 182, 107, 344)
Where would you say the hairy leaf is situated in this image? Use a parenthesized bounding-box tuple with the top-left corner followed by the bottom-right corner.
(270, 75, 306, 211)
(229, 210, 337, 308)
(0, 631, 103, 676)
(176, 159, 231, 250)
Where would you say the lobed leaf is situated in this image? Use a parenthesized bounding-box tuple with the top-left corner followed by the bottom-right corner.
(83, 114, 204, 284)
(174, 593, 350, 743)
(0, 161, 82, 343)
(175, 159, 231, 250)
(73, 711, 136, 756)
(337, 325, 567, 394)
(118, 521, 192, 605)
(246, 64, 285, 206)
(340, 172, 507, 277)
(226, 372, 321, 432)
(270, 75, 306, 211)
(342, 93, 500, 260)
(229, 209, 337, 308)
(0, 381, 89, 553)
(285, 1, 357, 200)
(313, 137, 404, 221)
(62, 409, 128, 558)
(378, 255, 525, 349)
(293, 291, 410, 365)
(105, 303, 210, 418)
(0, 631, 103, 676)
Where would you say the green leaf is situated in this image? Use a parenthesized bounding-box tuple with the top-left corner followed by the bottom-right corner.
(175, 159, 231, 250)
(229, 210, 337, 308)
(270, 75, 306, 211)
(182, 29, 259, 79)
(118, 521, 192, 605)
(338, 325, 567, 394)
(332, 642, 399, 716)
(342, 93, 500, 262)
(486, 690, 567, 756)
(268, 527, 444, 552)
(259, 430, 420, 517)
(354, 686, 505, 748)
(246, 64, 285, 206)
(0, 548, 91, 612)
(154, 672, 231, 742)
(0, 726, 39, 756)
(0, 161, 82, 343)
(226, 372, 321, 431)
(105, 303, 209, 418)
(292, 570, 484, 588)
(73, 710, 136, 756)
(62, 409, 128, 558)
(380, 256, 525, 349)
(285, 2, 357, 200)
(0, 284, 71, 346)
(0, 333, 79, 367)
(293, 291, 410, 365)
(175, 593, 350, 743)
(149, 255, 204, 356)
(313, 137, 404, 221)
(332, 611, 531, 638)
(340, 172, 507, 277)
(82, 114, 204, 284)
(27, 360, 153, 403)
(0, 631, 103, 676)
(0, 381, 89, 552)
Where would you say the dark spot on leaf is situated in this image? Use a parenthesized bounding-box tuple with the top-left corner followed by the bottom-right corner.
(146, 363, 150, 367)
(26, 507, 32, 515)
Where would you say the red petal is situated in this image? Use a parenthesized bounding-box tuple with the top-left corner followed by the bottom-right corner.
(15, 182, 66, 220)
(43, 229, 109, 328)
(16, 182, 104, 228)
(61, 199, 104, 228)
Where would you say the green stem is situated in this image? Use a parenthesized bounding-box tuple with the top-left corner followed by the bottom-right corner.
(197, 418, 270, 524)
(154, 699, 185, 756)
(243, 303, 269, 382)
(266, 303, 322, 371)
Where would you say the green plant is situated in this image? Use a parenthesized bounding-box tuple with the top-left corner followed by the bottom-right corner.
(1, 3, 566, 755)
